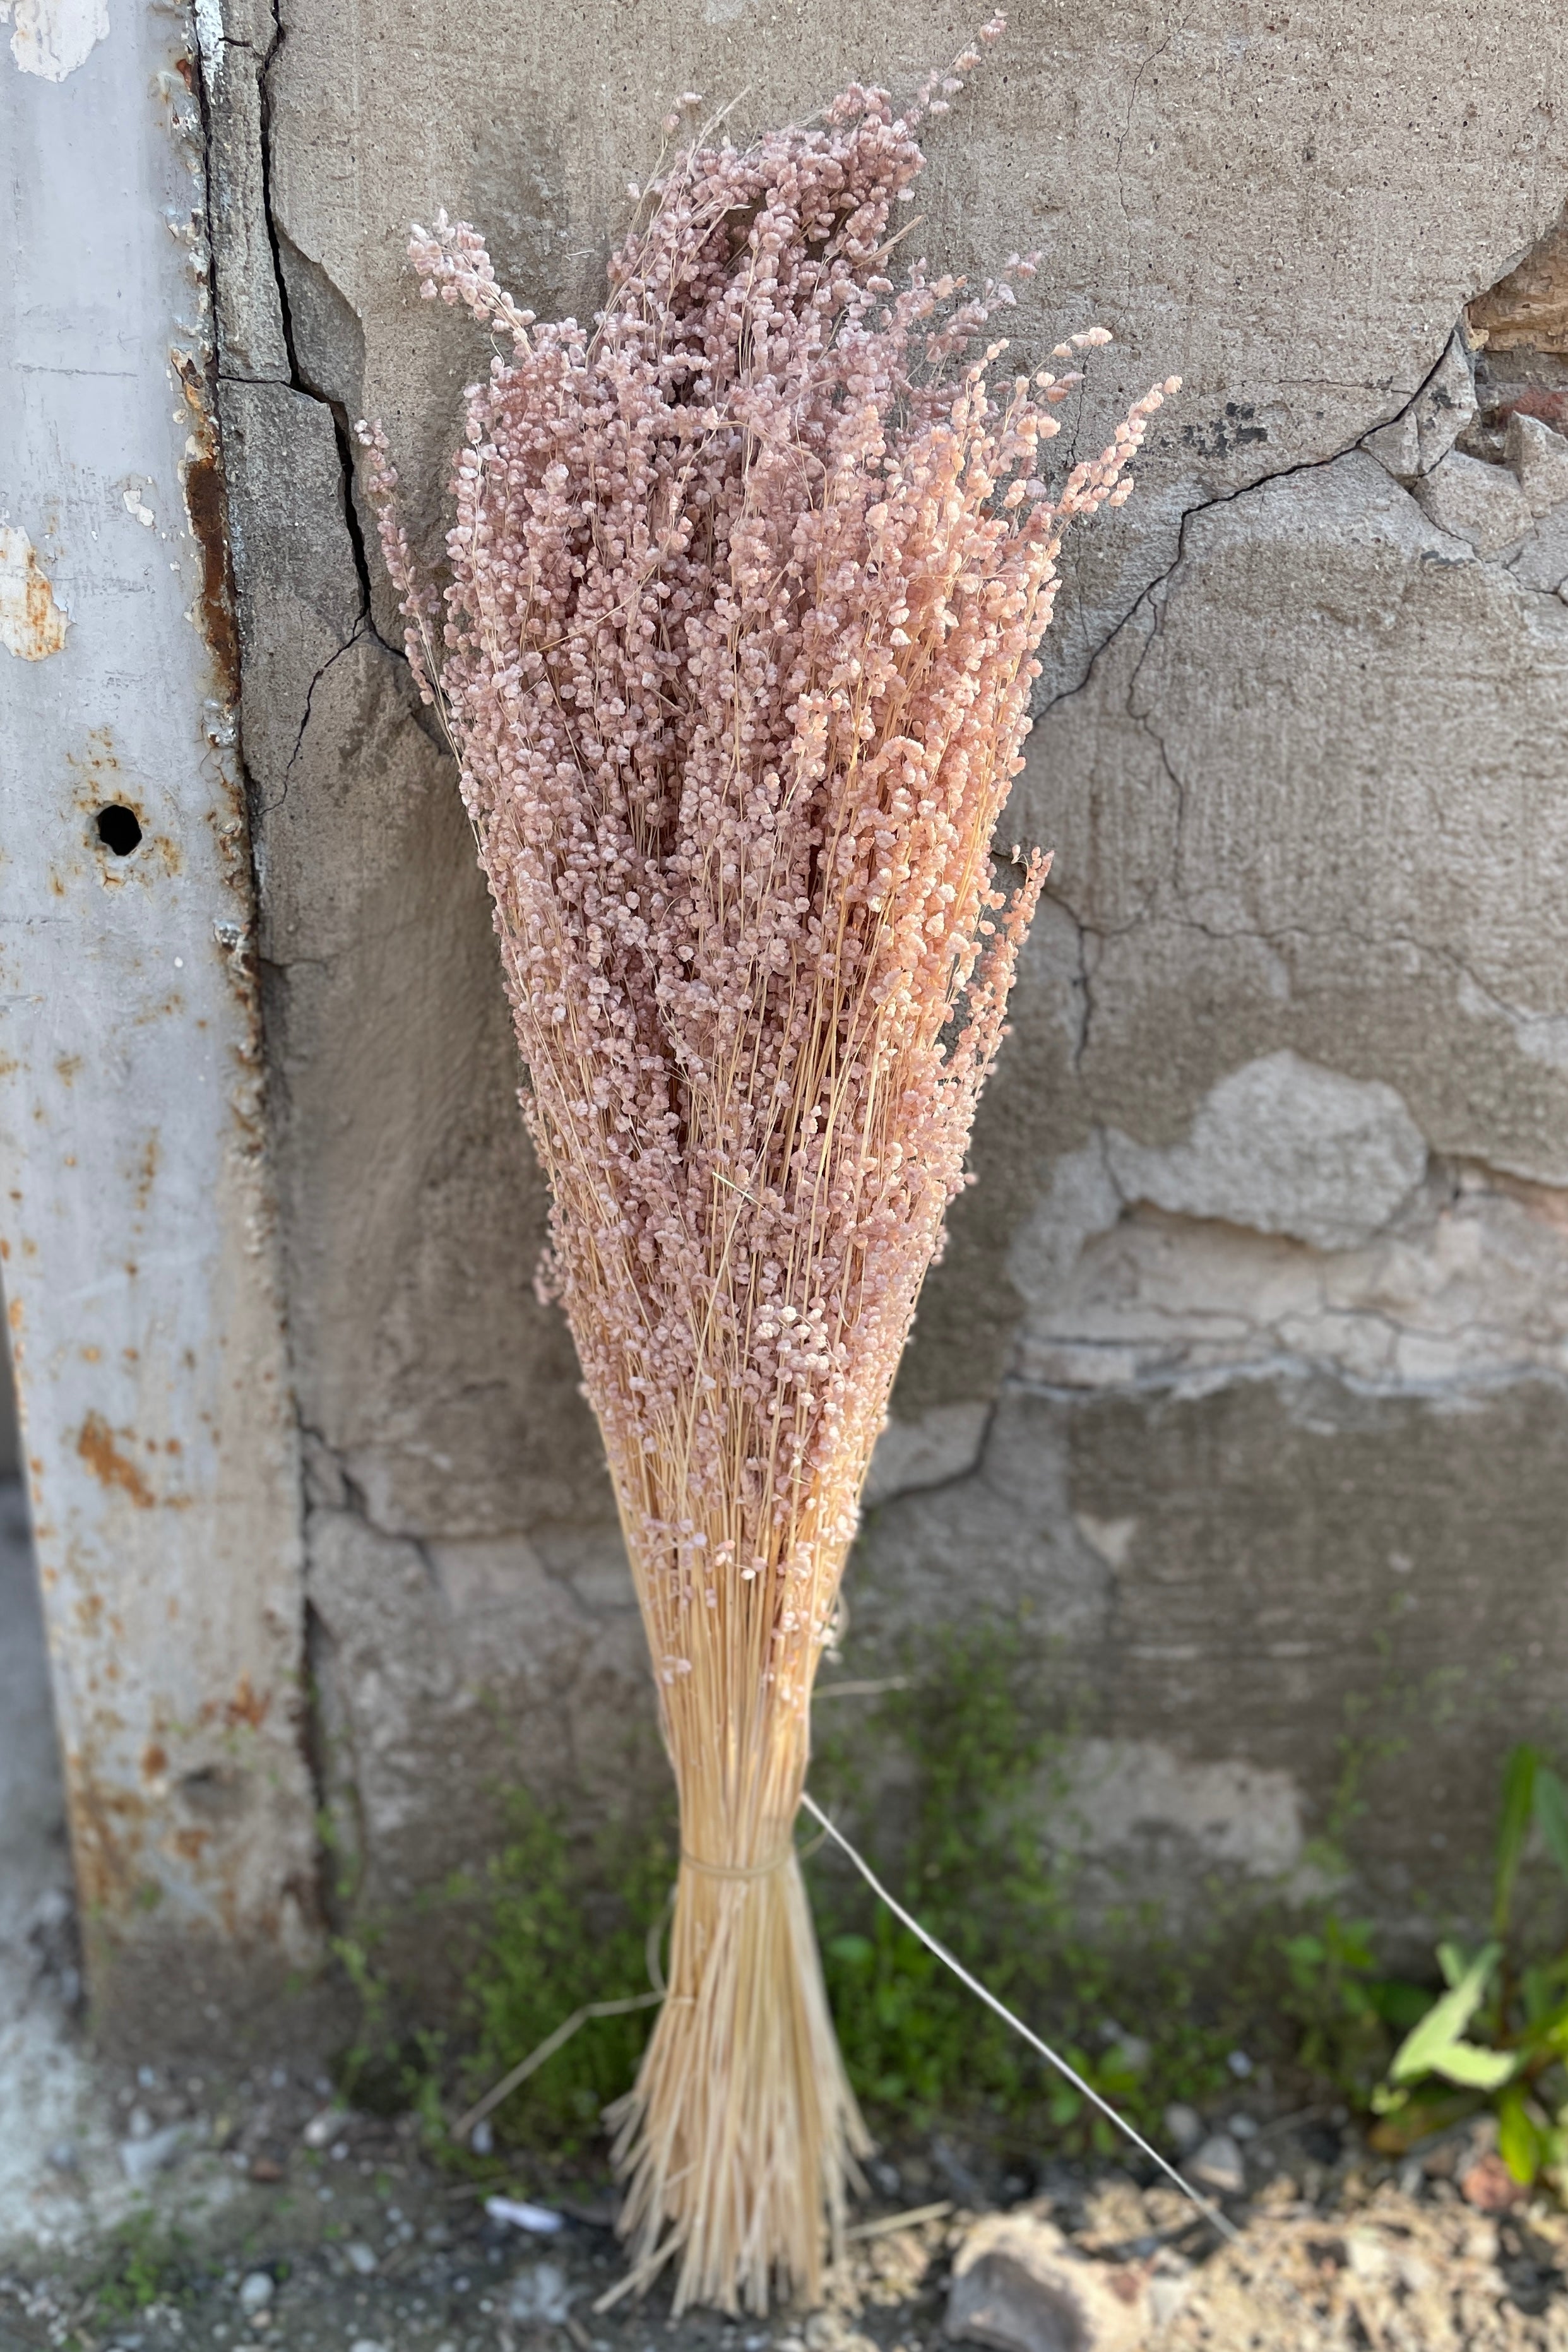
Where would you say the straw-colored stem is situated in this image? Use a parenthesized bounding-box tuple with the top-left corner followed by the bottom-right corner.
(603, 1826, 869, 2317)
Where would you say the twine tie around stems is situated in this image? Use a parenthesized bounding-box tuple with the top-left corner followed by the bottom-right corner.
(680, 1846, 796, 1882)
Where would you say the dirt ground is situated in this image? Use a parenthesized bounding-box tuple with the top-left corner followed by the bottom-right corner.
(5, 2062, 1568, 2352)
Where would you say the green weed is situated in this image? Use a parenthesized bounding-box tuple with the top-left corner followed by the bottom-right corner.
(332, 1623, 1528, 2168)
(91, 2209, 196, 2321)
(1370, 1742, 1568, 2187)
(808, 1627, 1240, 2147)
(452, 1798, 675, 2149)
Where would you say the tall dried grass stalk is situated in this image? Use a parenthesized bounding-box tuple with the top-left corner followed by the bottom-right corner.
(360, 23, 1175, 2315)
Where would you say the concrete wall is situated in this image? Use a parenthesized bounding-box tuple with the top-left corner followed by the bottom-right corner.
(195, 0, 1568, 1971)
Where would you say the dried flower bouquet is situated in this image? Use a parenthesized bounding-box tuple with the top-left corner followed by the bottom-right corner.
(360, 22, 1175, 2317)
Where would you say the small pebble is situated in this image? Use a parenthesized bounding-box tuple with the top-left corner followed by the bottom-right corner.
(1163, 2102, 1203, 2154)
(345, 2245, 378, 2278)
(1148, 2269, 1194, 2328)
(469, 2118, 494, 2156)
(238, 2274, 273, 2313)
(507, 2262, 574, 2325)
(1190, 2133, 1247, 2197)
(485, 2194, 564, 2233)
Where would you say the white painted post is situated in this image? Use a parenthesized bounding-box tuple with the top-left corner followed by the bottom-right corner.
(0, 0, 322, 2045)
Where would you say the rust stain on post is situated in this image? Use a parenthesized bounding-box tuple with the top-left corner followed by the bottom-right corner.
(172, 348, 241, 703)
(76, 1411, 158, 1507)
(63, 1754, 150, 1914)
(0, 525, 69, 660)
(205, 1672, 271, 1731)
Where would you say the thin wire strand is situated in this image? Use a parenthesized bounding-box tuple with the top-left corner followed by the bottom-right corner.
(449, 1990, 665, 2143)
(449, 1887, 675, 2143)
(798, 1793, 1243, 2248)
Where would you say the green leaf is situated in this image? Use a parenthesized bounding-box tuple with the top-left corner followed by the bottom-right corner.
(1437, 1940, 1470, 1990)
(828, 1933, 874, 1968)
(1536, 1767, 1568, 1887)
(1426, 2040, 1521, 2091)
(1495, 1745, 1540, 1937)
(1389, 1943, 1502, 2084)
(1367, 1978, 1436, 2031)
(1499, 2086, 1543, 2185)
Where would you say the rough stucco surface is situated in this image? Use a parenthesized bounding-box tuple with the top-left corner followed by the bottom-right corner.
(206, 0, 1568, 1957)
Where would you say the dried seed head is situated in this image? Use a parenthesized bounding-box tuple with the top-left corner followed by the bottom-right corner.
(362, 28, 1175, 2313)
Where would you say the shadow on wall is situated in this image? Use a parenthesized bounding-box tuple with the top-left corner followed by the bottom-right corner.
(0, 1269, 80, 2187)
(0, 1276, 16, 1482)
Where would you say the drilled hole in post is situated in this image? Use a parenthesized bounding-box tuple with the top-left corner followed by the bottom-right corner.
(95, 805, 143, 856)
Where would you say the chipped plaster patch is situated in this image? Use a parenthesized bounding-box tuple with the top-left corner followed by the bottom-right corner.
(1060, 1738, 1305, 1878)
(1074, 1513, 1140, 1570)
(0, 528, 68, 661)
(1106, 1051, 1428, 1253)
(1456, 967, 1568, 1075)
(9, 0, 108, 79)
(1015, 1160, 1568, 1394)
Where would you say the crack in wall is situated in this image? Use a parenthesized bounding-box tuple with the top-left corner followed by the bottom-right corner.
(265, 622, 367, 814)
(1112, 6, 1189, 287)
(192, 0, 398, 1948)
(255, 11, 395, 658)
(1036, 318, 1478, 748)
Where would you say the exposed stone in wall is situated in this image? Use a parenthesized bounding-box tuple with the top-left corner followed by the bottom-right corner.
(210, 0, 1568, 1966)
(1470, 208, 1568, 355)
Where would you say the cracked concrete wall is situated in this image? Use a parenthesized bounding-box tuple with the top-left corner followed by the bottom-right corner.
(205, 0, 1568, 1964)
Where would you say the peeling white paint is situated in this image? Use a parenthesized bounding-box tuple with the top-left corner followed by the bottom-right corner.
(120, 484, 155, 529)
(190, 0, 220, 71)
(9, 0, 108, 80)
(0, 526, 67, 659)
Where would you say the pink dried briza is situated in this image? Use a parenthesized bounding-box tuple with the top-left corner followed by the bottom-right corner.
(360, 20, 1176, 2314)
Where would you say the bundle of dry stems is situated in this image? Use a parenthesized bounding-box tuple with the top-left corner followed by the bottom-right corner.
(361, 21, 1176, 2317)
